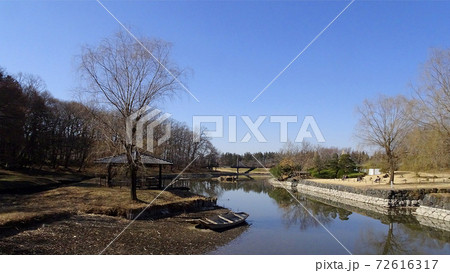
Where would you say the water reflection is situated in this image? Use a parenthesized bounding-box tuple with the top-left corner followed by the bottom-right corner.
(188, 180, 450, 254)
(268, 188, 352, 230)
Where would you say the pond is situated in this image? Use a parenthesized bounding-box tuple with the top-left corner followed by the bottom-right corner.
(187, 179, 450, 255)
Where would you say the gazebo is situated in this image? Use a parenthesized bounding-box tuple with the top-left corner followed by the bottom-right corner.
(94, 152, 173, 189)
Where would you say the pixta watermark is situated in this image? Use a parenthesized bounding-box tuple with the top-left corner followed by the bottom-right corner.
(193, 115, 325, 143)
(126, 106, 171, 152)
(127, 107, 325, 152)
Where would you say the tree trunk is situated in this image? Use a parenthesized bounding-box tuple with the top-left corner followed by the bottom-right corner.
(389, 160, 395, 184)
(386, 148, 395, 184)
(382, 222, 394, 255)
(130, 163, 138, 201)
(107, 163, 113, 188)
(125, 144, 138, 201)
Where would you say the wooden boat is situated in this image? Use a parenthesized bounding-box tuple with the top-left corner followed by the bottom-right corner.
(199, 212, 249, 230)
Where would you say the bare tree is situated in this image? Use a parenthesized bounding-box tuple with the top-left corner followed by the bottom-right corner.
(356, 95, 412, 184)
(413, 48, 450, 142)
(79, 31, 184, 200)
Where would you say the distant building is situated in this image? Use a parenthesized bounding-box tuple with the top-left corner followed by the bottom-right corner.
(365, 168, 381, 176)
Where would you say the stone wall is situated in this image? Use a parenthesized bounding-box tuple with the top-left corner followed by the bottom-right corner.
(414, 206, 450, 222)
(269, 179, 450, 223)
(277, 180, 423, 208)
(289, 179, 448, 204)
(414, 193, 450, 224)
(421, 193, 450, 210)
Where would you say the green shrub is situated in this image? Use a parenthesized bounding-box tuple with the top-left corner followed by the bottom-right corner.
(310, 169, 365, 179)
(270, 165, 283, 180)
(310, 168, 336, 179)
(346, 172, 366, 179)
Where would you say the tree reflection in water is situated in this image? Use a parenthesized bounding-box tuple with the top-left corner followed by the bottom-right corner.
(188, 180, 225, 199)
(188, 180, 450, 254)
(267, 187, 450, 254)
(355, 220, 450, 254)
(355, 222, 413, 254)
(267, 188, 352, 230)
(188, 180, 273, 200)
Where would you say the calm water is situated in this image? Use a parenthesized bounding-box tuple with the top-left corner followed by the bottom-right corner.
(187, 179, 450, 255)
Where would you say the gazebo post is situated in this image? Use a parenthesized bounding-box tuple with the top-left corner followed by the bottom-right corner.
(158, 164, 163, 189)
(107, 163, 113, 187)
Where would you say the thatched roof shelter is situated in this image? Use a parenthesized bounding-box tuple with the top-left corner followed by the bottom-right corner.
(94, 152, 172, 189)
(94, 153, 172, 166)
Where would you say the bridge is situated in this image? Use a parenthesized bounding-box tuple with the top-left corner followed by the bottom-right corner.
(230, 161, 260, 179)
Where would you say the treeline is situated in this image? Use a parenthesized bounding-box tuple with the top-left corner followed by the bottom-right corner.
(219, 152, 278, 167)
(0, 70, 94, 169)
(272, 48, 449, 181)
(218, 146, 368, 180)
(355, 48, 449, 177)
(270, 142, 368, 180)
(153, 120, 220, 169)
(0, 68, 218, 170)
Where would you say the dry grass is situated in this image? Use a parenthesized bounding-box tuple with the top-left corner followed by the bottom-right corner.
(0, 169, 58, 190)
(308, 171, 450, 190)
(0, 179, 206, 227)
(0, 169, 87, 191)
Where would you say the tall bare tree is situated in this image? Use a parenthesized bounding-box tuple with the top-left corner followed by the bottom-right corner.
(356, 95, 412, 184)
(413, 48, 450, 144)
(79, 31, 183, 200)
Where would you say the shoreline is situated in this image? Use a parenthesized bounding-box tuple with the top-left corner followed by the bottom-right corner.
(0, 208, 248, 254)
(0, 183, 245, 254)
(269, 178, 450, 228)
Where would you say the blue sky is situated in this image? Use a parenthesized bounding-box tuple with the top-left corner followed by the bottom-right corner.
(1, 0, 449, 154)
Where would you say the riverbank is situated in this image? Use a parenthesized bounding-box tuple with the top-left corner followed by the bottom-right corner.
(0, 176, 249, 254)
(0, 178, 217, 226)
(0, 168, 90, 194)
(0, 208, 248, 254)
(269, 178, 450, 225)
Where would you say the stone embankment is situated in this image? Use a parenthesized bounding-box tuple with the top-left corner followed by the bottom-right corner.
(270, 179, 450, 224)
(414, 193, 450, 231)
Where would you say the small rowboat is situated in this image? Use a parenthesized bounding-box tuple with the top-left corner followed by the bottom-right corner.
(199, 212, 249, 230)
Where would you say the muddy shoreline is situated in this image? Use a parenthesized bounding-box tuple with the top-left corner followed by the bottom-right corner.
(0, 208, 248, 255)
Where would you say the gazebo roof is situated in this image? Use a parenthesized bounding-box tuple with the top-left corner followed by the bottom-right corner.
(94, 152, 173, 165)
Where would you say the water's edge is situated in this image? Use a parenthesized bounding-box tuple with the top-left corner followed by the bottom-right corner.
(269, 178, 450, 232)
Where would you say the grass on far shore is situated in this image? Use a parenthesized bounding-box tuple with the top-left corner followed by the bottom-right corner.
(307, 171, 450, 190)
(0, 179, 206, 227)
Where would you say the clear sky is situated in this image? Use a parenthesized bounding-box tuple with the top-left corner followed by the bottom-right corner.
(1, 0, 449, 154)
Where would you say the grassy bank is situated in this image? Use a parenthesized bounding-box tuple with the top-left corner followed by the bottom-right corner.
(0, 168, 89, 193)
(0, 179, 210, 227)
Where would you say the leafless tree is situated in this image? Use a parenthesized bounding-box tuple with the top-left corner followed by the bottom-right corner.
(79, 30, 184, 200)
(413, 48, 450, 143)
(356, 95, 412, 183)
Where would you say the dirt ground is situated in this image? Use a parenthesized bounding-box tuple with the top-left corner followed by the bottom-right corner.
(0, 208, 248, 255)
(308, 171, 450, 190)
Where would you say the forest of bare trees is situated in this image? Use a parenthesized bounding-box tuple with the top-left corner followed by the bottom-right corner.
(0, 68, 218, 175)
(0, 70, 94, 170)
